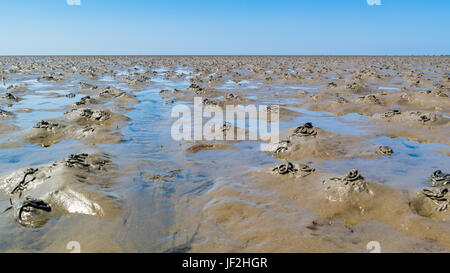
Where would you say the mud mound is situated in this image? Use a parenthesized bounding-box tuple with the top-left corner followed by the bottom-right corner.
(270, 122, 375, 161)
(0, 153, 121, 228)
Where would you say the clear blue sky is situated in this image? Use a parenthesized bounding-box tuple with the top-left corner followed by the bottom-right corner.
(0, 0, 448, 55)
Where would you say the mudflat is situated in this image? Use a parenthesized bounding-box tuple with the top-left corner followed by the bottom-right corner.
(0, 56, 449, 252)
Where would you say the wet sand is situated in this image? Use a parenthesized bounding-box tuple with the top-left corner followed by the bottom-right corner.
(0, 56, 449, 252)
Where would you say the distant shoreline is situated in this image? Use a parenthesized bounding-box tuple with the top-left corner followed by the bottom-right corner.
(0, 55, 449, 57)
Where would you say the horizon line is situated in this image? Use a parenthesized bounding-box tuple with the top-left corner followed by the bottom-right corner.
(0, 54, 449, 57)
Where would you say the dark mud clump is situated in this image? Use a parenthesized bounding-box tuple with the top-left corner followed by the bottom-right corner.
(377, 145, 393, 156)
(15, 197, 52, 228)
(74, 96, 99, 107)
(322, 169, 373, 203)
(0, 109, 13, 119)
(272, 161, 315, 177)
(428, 170, 450, 187)
(1, 93, 20, 102)
(410, 187, 450, 220)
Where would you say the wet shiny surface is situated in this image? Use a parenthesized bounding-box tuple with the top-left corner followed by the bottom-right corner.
(0, 56, 449, 252)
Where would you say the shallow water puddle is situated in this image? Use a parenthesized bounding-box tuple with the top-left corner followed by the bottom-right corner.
(321, 136, 450, 189)
(0, 56, 449, 252)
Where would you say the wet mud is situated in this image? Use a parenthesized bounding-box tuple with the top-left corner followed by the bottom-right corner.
(0, 56, 449, 252)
